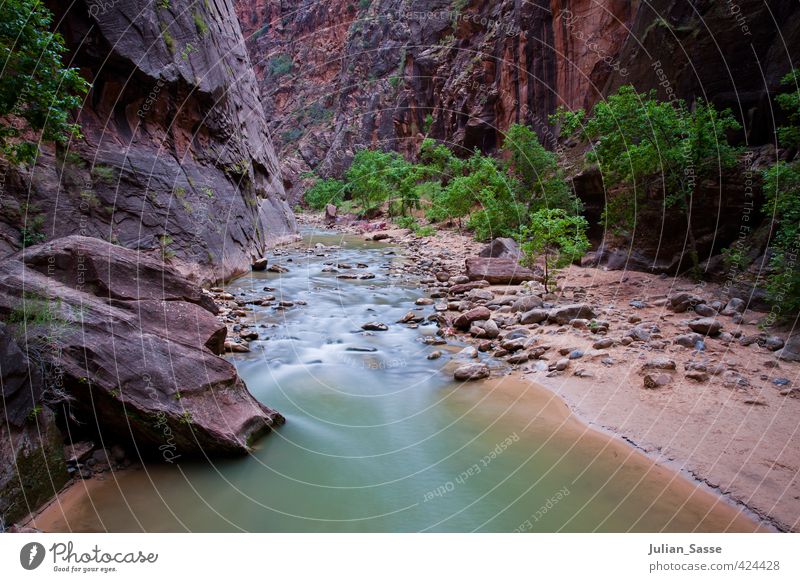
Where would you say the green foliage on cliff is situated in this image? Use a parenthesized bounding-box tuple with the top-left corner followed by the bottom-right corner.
(554, 85, 740, 272)
(0, 0, 89, 162)
(268, 54, 293, 77)
(762, 69, 800, 315)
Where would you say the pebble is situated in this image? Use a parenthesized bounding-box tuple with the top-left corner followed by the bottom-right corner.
(643, 374, 671, 389)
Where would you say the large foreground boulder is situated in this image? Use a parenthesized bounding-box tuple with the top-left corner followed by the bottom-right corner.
(0, 237, 284, 459)
(465, 257, 541, 285)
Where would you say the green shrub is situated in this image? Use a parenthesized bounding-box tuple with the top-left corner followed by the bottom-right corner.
(553, 85, 740, 270)
(0, 0, 89, 162)
(268, 54, 293, 77)
(394, 216, 417, 229)
(304, 178, 347, 210)
(519, 209, 590, 293)
(193, 12, 209, 36)
(346, 149, 414, 215)
(503, 123, 579, 214)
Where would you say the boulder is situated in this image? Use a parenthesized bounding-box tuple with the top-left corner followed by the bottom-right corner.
(689, 318, 723, 336)
(453, 307, 492, 330)
(693, 303, 716, 317)
(520, 309, 548, 325)
(464, 257, 540, 285)
(721, 297, 746, 315)
(474, 319, 500, 339)
(547, 303, 597, 325)
(325, 204, 338, 225)
(449, 281, 491, 295)
(453, 363, 490, 381)
(478, 237, 521, 259)
(511, 295, 543, 313)
(0, 236, 284, 459)
(467, 288, 494, 302)
(252, 258, 268, 271)
(777, 335, 800, 362)
(668, 293, 702, 313)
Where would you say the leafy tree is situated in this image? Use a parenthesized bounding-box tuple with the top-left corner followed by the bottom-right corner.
(775, 69, 800, 149)
(0, 0, 89, 162)
(346, 149, 417, 216)
(762, 69, 800, 315)
(519, 208, 590, 293)
(418, 137, 464, 182)
(554, 85, 740, 270)
(304, 177, 347, 210)
(503, 123, 579, 214)
(763, 161, 800, 314)
(461, 152, 523, 239)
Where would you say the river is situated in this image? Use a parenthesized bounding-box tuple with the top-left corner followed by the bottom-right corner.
(33, 229, 763, 532)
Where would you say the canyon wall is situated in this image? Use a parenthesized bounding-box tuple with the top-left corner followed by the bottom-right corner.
(238, 0, 799, 193)
(235, 0, 799, 275)
(0, 0, 296, 285)
(1, 0, 293, 526)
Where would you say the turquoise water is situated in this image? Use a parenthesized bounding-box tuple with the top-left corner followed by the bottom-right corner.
(39, 230, 761, 532)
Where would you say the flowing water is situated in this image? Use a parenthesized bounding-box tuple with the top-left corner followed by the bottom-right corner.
(35, 230, 763, 532)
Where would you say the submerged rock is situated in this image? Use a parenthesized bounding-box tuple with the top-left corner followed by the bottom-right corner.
(361, 322, 389, 331)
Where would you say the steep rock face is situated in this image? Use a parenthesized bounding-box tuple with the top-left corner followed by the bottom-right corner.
(0, 324, 68, 527)
(0, 0, 296, 285)
(236, 0, 798, 270)
(0, 237, 284, 467)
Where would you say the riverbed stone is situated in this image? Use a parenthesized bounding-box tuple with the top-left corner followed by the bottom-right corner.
(520, 308, 548, 325)
(592, 338, 614, 349)
(511, 295, 543, 313)
(547, 303, 597, 325)
(721, 297, 746, 315)
(689, 318, 723, 336)
(642, 357, 677, 371)
(693, 303, 716, 317)
(643, 374, 672, 389)
(453, 307, 492, 330)
(675, 333, 704, 348)
(361, 321, 389, 331)
(453, 363, 490, 381)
